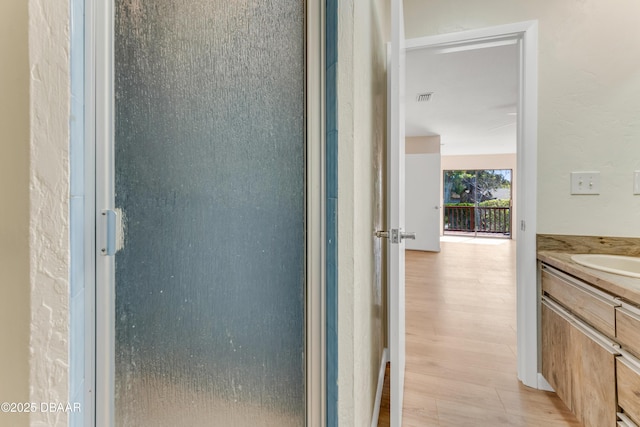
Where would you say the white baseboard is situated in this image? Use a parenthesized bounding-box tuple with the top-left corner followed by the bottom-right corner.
(537, 373, 554, 392)
(371, 348, 390, 427)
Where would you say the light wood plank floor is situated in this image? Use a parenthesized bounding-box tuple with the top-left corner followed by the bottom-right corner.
(379, 239, 581, 427)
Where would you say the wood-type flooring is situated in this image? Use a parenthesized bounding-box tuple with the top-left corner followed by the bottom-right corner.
(378, 238, 581, 426)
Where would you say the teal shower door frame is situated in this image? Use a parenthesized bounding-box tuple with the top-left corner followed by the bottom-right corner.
(87, 1, 326, 425)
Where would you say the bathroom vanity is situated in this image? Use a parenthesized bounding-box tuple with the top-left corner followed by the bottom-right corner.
(538, 235, 640, 427)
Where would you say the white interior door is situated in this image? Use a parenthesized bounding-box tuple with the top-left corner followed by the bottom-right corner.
(405, 153, 441, 252)
(388, 0, 406, 425)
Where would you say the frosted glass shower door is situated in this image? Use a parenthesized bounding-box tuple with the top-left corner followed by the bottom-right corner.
(103, 1, 307, 426)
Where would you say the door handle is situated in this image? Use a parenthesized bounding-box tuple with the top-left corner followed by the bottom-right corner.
(400, 231, 416, 240)
(375, 229, 416, 243)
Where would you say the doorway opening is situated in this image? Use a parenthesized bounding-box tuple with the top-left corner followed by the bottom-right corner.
(403, 21, 539, 389)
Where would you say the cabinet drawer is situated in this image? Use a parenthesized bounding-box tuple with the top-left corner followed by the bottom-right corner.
(616, 303, 640, 359)
(541, 265, 618, 338)
(617, 354, 640, 426)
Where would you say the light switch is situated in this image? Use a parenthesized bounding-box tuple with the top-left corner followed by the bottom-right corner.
(634, 171, 640, 195)
(570, 172, 600, 195)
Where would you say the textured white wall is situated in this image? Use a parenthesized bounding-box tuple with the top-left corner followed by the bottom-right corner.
(28, 0, 70, 425)
(405, 0, 640, 238)
(337, 0, 389, 424)
(0, 2, 30, 426)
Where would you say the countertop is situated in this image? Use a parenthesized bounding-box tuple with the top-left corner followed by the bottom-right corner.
(538, 250, 640, 307)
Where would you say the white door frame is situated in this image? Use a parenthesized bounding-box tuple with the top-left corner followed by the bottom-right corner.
(84, 1, 326, 425)
(388, 0, 407, 425)
(404, 21, 540, 389)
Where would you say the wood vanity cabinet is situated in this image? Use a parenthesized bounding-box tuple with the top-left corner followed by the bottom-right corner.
(540, 263, 640, 427)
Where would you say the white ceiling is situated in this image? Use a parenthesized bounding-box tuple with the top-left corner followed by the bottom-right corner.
(405, 43, 519, 156)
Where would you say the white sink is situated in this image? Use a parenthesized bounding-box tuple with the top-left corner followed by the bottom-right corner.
(571, 254, 640, 279)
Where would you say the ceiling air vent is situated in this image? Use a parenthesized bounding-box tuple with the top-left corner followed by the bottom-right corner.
(416, 92, 434, 102)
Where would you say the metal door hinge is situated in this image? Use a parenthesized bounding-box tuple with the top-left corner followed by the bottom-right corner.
(375, 228, 416, 244)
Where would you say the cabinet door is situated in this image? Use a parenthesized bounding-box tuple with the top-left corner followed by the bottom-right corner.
(541, 298, 618, 427)
(541, 301, 573, 408)
(617, 355, 640, 426)
(570, 322, 617, 427)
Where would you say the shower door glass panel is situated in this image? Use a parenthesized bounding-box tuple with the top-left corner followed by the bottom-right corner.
(113, 1, 306, 425)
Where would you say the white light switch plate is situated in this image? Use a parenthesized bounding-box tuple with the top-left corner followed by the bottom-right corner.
(634, 171, 640, 195)
(571, 172, 600, 195)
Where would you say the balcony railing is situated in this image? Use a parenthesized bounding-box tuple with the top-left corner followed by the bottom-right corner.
(444, 205, 511, 235)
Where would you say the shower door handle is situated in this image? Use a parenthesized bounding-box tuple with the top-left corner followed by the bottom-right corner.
(99, 209, 118, 256)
